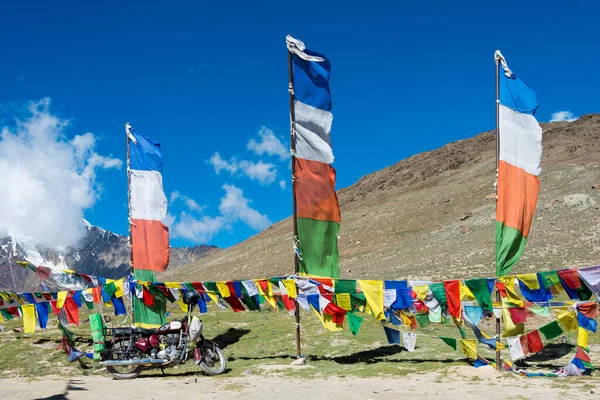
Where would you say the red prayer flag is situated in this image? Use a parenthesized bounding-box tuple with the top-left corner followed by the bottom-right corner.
(64, 297, 80, 326)
(576, 347, 592, 363)
(444, 280, 462, 318)
(409, 315, 418, 330)
(281, 294, 296, 313)
(50, 300, 60, 315)
(36, 266, 52, 281)
(557, 269, 581, 289)
(142, 286, 155, 306)
(526, 330, 544, 354)
(495, 282, 507, 298)
(323, 302, 346, 325)
(519, 335, 530, 356)
(91, 287, 102, 304)
(224, 296, 246, 313)
(509, 307, 527, 324)
(191, 282, 205, 293)
(578, 302, 599, 319)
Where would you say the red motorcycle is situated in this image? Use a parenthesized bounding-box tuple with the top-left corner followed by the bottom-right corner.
(100, 291, 226, 379)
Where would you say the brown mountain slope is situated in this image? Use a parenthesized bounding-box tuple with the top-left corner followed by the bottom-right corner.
(163, 114, 600, 282)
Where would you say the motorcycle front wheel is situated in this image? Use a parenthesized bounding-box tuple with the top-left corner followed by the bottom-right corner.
(197, 341, 227, 375)
(106, 338, 143, 380)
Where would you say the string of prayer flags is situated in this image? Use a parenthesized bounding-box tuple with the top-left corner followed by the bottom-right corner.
(439, 337, 458, 350)
(347, 312, 363, 336)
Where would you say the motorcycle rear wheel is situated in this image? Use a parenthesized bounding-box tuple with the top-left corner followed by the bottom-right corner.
(198, 342, 226, 375)
(106, 338, 143, 380)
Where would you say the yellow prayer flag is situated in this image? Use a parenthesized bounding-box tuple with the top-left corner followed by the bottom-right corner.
(216, 282, 231, 298)
(399, 311, 412, 327)
(312, 308, 343, 332)
(57, 291, 68, 309)
(557, 311, 578, 332)
(460, 283, 476, 300)
(22, 304, 36, 334)
(413, 285, 429, 302)
(114, 279, 124, 298)
(460, 339, 478, 360)
(205, 291, 220, 305)
(500, 277, 523, 307)
(165, 282, 181, 289)
(578, 327, 589, 349)
(502, 307, 524, 337)
(177, 296, 188, 312)
(336, 293, 352, 311)
(517, 273, 540, 290)
(358, 280, 385, 321)
(282, 279, 297, 299)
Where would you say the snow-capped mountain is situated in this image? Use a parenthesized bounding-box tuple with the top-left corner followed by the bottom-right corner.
(0, 222, 219, 291)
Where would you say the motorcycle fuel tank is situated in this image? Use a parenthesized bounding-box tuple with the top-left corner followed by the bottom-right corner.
(157, 321, 182, 334)
(135, 337, 150, 352)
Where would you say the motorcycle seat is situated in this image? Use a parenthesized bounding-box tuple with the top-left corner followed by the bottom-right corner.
(133, 327, 158, 335)
(112, 327, 132, 336)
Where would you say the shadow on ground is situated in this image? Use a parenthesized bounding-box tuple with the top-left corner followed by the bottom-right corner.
(35, 378, 88, 400)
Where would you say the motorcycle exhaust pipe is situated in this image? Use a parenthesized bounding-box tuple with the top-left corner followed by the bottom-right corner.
(100, 358, 168, 367)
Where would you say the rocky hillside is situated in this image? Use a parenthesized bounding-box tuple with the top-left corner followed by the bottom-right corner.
(0, 223, 219, 291)
(163, 114, 600, 283)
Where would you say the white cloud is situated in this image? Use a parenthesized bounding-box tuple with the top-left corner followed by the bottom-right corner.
(170, 184, 270, 243)
(170, 191, 204, 213)
(219, 184, 271, 230)
(238, 160, 277, 185)
(279, 179, 287, 190)
(0, 98, 122, 247)
(550, 111, 578, 123)
(247, 127, 289, 160)
(208, 152, 277, 185)
(208, 152, 238, 175)
(172, 213, 226, 244)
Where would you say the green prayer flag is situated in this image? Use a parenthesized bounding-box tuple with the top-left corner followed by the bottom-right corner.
(577, 283, 593, 301)
(496, 222, 527, 277)
(203, 282, 219, 294)
(133, 269, 166, 329)
(415, 312, 430, 327)
(464, 278, 492, 312)
(458, 326, 467, 339)
(240, 285, 260, 311)
(350, 292, 367, 308)
(539, 321, 563, 340)
(297, 218, 340, 278)
(539, 271, 561, 290)
(529, 306, 552, 318)
(335, 279, 357, 294)
(347, 312, 363, 336)
(103, 282, 117, 299)
(84, 300, 94, 310)
(440, 337, 457, 350)
(0, 309, 13, 320)
(429, 282, 447, 306)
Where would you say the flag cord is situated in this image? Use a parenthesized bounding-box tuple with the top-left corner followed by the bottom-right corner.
(125, 122, 135, 325)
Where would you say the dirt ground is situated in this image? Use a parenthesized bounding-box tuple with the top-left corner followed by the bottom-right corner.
(4, 366, 600, 400)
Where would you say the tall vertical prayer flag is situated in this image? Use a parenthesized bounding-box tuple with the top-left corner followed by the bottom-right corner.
(288, 35, 341, 279)
(126, 124, 169, 328)
(495, 51, 542, 276)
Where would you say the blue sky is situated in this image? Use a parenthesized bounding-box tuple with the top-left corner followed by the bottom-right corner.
(1, 0, 599, 249)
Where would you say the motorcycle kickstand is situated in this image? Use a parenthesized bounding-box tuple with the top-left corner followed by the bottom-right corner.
(160, 367, 166, 375)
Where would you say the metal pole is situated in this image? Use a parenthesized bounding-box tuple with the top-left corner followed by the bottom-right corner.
(288, 48, 302, 360)
(494, 56, 502, 372)
(125, 123, 135, 324)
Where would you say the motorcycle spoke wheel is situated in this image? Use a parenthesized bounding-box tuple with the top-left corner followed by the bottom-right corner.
(106, 338, 143, 380)
(198, 343, 226, 376)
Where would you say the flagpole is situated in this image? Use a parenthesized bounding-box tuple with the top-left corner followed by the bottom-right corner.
(287, 46, 303, 361)
(125, 122, 135, 324)
(494, 54, 502, 372)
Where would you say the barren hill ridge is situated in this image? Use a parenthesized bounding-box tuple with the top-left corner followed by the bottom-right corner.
(163, 115, 600, 283)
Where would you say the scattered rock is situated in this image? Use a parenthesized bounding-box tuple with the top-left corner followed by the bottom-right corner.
(460, 225, 470, 234)
(242, 369, 253, 376)
(459, 212, 472, 221)
(486, 193, 496, 200)
(592, 184, 599, 190)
